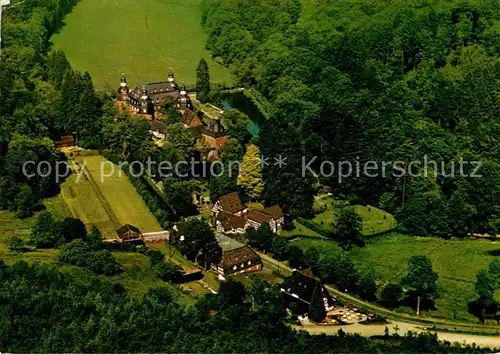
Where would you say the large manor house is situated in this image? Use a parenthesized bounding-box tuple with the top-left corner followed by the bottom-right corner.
(117, 72, 229, 160)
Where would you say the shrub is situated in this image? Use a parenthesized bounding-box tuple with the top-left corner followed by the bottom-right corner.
(7, 236, 33, 252)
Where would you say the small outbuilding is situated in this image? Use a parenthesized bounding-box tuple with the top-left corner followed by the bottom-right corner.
(116, 224, 143, 243)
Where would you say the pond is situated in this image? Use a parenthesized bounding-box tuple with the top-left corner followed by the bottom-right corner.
(220, 91, 266, 136)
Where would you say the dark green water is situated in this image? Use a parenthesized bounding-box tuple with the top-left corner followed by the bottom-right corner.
(220, 91, 266, 136)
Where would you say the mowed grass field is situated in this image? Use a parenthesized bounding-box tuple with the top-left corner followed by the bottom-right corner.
(280, 195, 397, 239)
(312, 195, 397, 235)
(50, 0, 233, 89)
(292, 234, 500, 322)
(61, 155, 162, 237)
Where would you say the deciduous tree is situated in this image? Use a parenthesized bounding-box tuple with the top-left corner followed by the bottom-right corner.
(237, 144, 263, 200)
(403, 256, 439, 314)
(380, 283, 403, 308)
(332, 207, 364, 250)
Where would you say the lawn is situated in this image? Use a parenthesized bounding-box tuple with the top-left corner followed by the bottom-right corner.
(312, 195, 397, 235)
(51, 0, 234, 89)
(279, 220, 323, 239)
(60, 155, 162, 238)
(0, 201, 191, 304)
(81, 155, 162, 234)
(292, 234, 500, 323)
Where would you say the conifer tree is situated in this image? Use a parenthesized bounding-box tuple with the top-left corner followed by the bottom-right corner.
(308, 282, 326, 323)
(237, 144, 263, 200)
(196, 58, 210, 102)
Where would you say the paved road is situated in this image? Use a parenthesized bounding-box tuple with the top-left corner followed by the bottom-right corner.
(258, 252, 500, 347)
(296, 320, 500, 349)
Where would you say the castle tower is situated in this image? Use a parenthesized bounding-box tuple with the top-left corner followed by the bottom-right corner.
(140, 87, 154, 117)
(118, 73, 129, 101)
(177, 83, 193, 111)
(167, 69, 176, 91)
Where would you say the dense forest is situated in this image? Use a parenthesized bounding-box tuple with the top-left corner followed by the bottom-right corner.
(202, 0, 500, 236)
(0, 260, 496, 353)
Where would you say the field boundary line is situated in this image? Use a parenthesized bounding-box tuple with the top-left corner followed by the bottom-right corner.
(81, 163, 121, 229)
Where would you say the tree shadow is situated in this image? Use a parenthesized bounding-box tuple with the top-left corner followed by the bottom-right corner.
(487, 249, 500, 256)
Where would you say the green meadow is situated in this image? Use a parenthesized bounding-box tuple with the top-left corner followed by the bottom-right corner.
(293, 234, 500, 323)
(280, 195, 397, 239)
(61, 155, 162, 238)
(51, 0, 234, 89)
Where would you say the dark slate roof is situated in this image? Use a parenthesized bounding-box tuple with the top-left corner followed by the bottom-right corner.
(217, 211, 247, 232)
(150, 120, 167, 134)
(129, 85, 179, 104)
(281, 271, 334, 306)
(144, 81, 177, 93)
(263, 205, 284, 220)
(281, 271, 318, 304)
(218, 192, 246, 214)
(220, 245, 261, 271)
(116, 224, 141, 237)
(246, 210, 272, 224)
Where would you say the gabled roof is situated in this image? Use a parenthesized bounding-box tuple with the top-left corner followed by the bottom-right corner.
(264, 205, 284, 220)
(280, 271, 320, 304)
(174, 221, 187, 236)
(218, 192, 246, 214)
(181, 109, 200, 127)
(201, 129, 230, 139)
(217, 211, 247, 232)
(246, 210, 272, 224)
(219, 245, 261, 271)
(116, 224, 141, 237)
